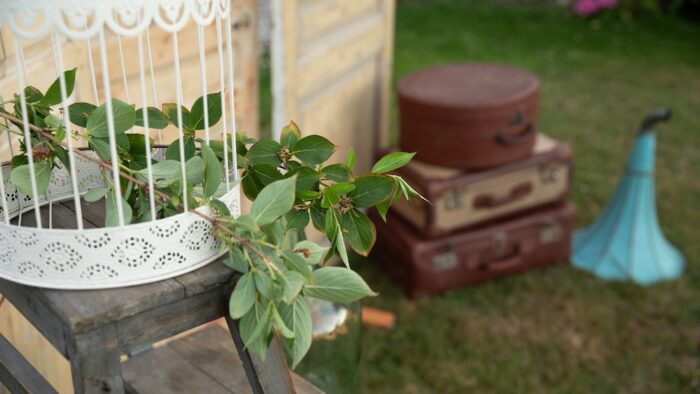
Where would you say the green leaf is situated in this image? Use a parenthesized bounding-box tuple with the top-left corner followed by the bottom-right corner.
(395, 175, 430, 204)
(272, 305, 295, 339)
(287, 167, 320, 194)
(209, 198, 231, 217)
(280, 121, 301, 148)
(241, 170, 264, 200)
(89, 137, 112, 160)
(283, 271, 306, 305)
(84, 187, 109, 203)
(346, 147, 356, 171)
(165, 137, 196, 161)
(339, 209, 376, 256)
(250, 164, 284, 186)
(232, 215, 259, 233)
(86, 99, 135, 138)
(250, 176, 297, 226)
(279, 297, 312, 368)
(254, 271, 272, 299)
(105, 191, 133, 227)
(321, 164, 351, 183)
(10, 162, 51, 196)
(225, 247, 249, 273)
(292, 135, 336, 166)
(293, 240, 329, 265)
(191, 92, 222, 130)
(68, 102, 96, 128)
(285, 209, 309, 230)
(135, 107, 170, 129)
(248, 139, 282, 167)
(325, 208, 349, 267)
(348, 175, 395, 208)
(200, 143, 222, 198)
(40, 68, 76, 106)
(321, 182, 354, 208)
(185, 156, 205, 185)
(230, 272, 257, 319)
(304, 267, 376, 303)
(240, 303, 271, 359)
(309, 201, 326, 231)
(371, 151, 416, 174)
(136, 160, 181, 187)
(11, 155, 28, 168)
(281, 250, 312, 279)
(162, 103, 192, 131)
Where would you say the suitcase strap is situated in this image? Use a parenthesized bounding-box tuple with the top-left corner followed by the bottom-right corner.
(473, 182, 533, 209)
(431, 219, 564, 273)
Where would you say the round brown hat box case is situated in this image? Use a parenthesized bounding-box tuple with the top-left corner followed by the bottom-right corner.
(398, 63, 539, 170)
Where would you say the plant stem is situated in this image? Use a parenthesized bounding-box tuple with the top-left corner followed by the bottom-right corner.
(0, 111, 267, 262)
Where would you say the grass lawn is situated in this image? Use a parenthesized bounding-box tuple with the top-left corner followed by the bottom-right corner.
(350, 1, 700, 393)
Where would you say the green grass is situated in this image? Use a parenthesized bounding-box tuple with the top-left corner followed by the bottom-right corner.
(349, 1, 700, 393)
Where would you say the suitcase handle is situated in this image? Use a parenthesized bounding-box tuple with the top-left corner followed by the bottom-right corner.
(495, 122, 535, 146)
(485, 254, 523, 272)
(473, 182, 533, 209)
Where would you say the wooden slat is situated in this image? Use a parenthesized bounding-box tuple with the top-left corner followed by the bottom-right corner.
(297, 14, 383, 97)
(298, 0, 380, 46)
(122, 325, 322, 394)
(0, 334, 57, 394)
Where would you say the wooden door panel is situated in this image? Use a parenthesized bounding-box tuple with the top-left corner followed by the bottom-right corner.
(273, 0, 395, 171)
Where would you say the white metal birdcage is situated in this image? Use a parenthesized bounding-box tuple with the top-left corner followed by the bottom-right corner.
(0, 0, 241, 289)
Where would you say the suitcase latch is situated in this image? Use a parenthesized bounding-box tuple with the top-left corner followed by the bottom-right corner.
(539, 222, 562, 244)
(431, 248, 458, 272)
(444, 191, 463, 210)
(492, 232, 508, 258)
(510, 108, 525, 126)
(540, 164, 560, 183)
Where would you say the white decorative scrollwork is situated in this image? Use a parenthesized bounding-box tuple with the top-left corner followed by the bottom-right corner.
(0, 0, 232, 40)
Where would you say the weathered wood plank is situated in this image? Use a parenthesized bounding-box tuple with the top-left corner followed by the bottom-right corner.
(0, 281, 70, 358)
(225, 314, 298, 394)
(69, 325, 124, 394)
(9, 200, 96, 229)
(173, 257, 237, 298)
(123, 345, 232, 394)
(40, 278, 186, 335)
(115, 286, 227, 354)
(0, 334, 57, 394)
(122, 325, 322, 394)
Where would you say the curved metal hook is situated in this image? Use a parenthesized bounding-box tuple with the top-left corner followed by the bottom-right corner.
(639, 108, 672, 134)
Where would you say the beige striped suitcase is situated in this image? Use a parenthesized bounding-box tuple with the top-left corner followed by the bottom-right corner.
(388, 134, 572, 238)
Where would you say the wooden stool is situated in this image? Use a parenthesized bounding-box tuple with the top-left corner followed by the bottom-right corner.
(0, 260, 320, 394)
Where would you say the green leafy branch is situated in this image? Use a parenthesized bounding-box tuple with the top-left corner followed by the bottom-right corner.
(1, 68, 426, 367)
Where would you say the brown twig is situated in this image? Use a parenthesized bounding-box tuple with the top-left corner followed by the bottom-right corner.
(0, 111, 266, 260)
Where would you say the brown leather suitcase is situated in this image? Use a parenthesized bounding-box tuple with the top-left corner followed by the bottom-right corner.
(387, 134, 572, 238)
(398, 63, 539, 170)
(370, 203, 575, 298)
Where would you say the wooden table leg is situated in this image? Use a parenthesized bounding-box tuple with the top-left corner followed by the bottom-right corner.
(69, 326, 124, 394)
(224, 311, 296, 394)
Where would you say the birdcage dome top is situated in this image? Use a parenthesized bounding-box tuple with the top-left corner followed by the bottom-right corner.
(0, 0, 230, 40)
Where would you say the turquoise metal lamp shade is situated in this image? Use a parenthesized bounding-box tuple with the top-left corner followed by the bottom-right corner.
(572, 109, 685, 285)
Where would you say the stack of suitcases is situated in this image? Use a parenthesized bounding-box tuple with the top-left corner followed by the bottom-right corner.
(371, 63, 576, 298)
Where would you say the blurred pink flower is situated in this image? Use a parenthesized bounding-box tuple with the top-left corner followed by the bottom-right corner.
(573, 0, 618, 16)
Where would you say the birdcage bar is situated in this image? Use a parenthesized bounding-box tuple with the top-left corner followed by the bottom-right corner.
(215, 15, 230, 191)
(137, 31, 158, 222)
(13, 38, 42, 227)
(225, 11, 238, 182)
(144, 29, 162, 145)
(197, 25, 210, 145)
(116, 36, 130, 103)
(50, 31, 84, 230)
(172, 31, 190, 211)
(97, 28, 126, 226)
